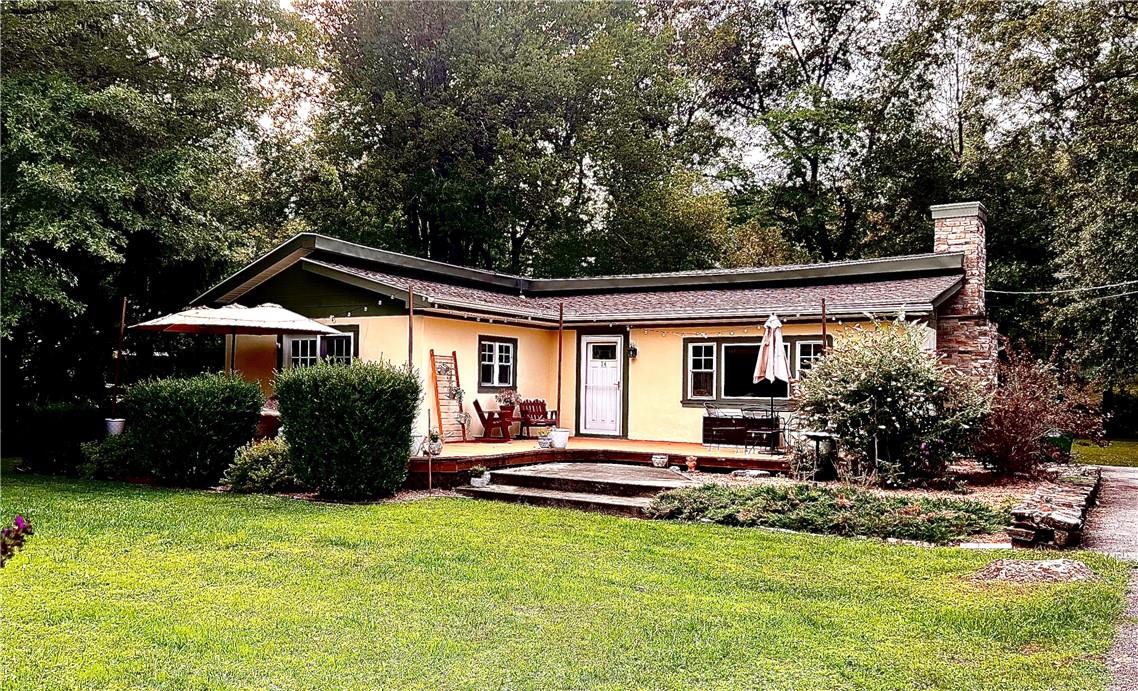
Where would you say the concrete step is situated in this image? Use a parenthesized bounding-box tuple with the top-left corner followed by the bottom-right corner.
(488, 462, 694, 497)
(456, 484, 653, 517)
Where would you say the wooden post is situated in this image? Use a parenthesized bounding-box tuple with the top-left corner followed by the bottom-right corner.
(820, 298, 828, 353)
(229, 326, 238, 373)
(407, 286, 414, 369)
(556, 302, 564, 427)
(112, 297, 127, 417)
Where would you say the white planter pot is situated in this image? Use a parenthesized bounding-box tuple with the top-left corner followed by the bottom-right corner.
(470, 475, 490, 488)
(105, 418, 126, 436)
(550, 428, 570, 449)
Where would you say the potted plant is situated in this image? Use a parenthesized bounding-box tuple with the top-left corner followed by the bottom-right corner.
(537, 427, 554, 449)
(426, 429, 443, 456)
(549, 427, 570, 449)
(495, 388, 519, 419)
(469, 465, 491, 487)
(448, 385, 465, 401)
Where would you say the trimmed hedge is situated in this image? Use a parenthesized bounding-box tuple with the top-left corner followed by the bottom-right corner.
(123, 373, 262, 487)
(21, 402, 105, 475)
(647, 483, 1008, 545)
(276, 361, 421, 499)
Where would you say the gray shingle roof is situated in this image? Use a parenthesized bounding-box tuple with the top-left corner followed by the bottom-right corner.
(306, 259, 961, 323)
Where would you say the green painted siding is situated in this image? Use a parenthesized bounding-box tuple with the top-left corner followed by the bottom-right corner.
(241, 266, 406, 319)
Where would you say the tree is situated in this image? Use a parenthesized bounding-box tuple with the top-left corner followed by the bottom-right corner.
(1, 1, 316, 407)
(295, 1, 725, 276)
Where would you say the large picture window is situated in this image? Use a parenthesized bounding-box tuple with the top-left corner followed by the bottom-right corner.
(478, 335, 517, 391)
(722, 343, 790, 399)
(681, 335, 830, 406)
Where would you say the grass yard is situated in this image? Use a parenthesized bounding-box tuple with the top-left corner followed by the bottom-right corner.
(2, 472, 1132, 690)
(1075, 439, 1138, 467)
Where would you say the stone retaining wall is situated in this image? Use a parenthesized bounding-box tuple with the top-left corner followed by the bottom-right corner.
(1009, 467, 1102, 548)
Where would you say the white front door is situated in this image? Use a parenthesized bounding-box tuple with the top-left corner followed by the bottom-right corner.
(580, 336, 623, 435)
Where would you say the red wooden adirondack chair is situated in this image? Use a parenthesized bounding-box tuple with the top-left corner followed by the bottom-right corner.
(473, 399, 511, 442)
(518, 399, 557, 438)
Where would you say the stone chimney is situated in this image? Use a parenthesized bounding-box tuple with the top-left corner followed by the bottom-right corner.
(930, 201, 997, 384)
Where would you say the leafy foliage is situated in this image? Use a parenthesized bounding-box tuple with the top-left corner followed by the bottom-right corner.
(224, 437, 300, 494)
(276, 361, 422, 499)
(975, 345, 1107, 475)
(20, 401, 104, 475)
(648, 483, 1008, 545)
(79, 434, 142, 481)
(795, 322, 989, 486)
(0, 0, 316, 412)
(122, 373, 262, 487)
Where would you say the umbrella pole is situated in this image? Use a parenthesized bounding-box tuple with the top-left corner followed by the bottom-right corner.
(556, 302, 564, 428)
(112, 297, 127, 418)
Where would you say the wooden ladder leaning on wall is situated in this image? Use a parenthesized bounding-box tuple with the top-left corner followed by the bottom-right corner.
(429, 350, 468, 442)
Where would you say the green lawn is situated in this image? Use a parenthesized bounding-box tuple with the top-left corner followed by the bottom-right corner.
(2, 473, 1132, 690)
(1075, 439, 1138, 467)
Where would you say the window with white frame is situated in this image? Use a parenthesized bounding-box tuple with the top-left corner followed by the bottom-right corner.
(284, 331, 355, 368)
(288, 336, 319, 368)
(323, 333, 354, 365)
(796, 341, 825, 378)
(687, 342, 716, 399)
(478, 336, 516, 389)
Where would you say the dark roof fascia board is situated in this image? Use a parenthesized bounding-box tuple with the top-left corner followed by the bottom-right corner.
(930, 276, 965, 309)
(527, 253, 964, 294)
(192, 234, 317, 306)
(309, 235, 523, 292)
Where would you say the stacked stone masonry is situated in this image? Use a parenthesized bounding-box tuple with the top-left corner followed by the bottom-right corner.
(1008, 467, 1102, 548)
(931, 202, 997, 385)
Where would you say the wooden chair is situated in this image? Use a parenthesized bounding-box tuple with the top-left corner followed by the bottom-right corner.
(518, 399, 557, 438)
(473, 399, 511, 442)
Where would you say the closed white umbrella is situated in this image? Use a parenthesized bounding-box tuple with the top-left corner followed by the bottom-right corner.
(754, 314, 790, 385)
(754, 314, 791, 450)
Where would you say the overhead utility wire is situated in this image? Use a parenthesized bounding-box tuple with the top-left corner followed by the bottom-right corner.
(987, 279, 1138, 295)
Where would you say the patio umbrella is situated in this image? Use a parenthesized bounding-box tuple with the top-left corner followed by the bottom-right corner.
(132, 303, 340, 371)
(754, 314, 791, 446)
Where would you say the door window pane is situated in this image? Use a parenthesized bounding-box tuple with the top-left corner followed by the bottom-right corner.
(591, 343, 617, 361)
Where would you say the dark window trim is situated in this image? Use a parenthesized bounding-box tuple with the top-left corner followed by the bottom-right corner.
(680, 335, 832, 408)
(476, 335, 519, 393)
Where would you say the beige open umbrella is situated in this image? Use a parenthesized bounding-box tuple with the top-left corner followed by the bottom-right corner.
(132, 303, 339, 371)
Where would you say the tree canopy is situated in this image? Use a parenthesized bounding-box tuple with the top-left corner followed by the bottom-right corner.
(2, 0, 1135, 407)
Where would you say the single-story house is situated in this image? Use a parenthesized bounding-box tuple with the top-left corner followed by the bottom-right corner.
(191, 201, 997, 446)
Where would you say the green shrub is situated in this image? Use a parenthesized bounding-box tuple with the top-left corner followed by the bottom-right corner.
(21, 401, 104, 475)
(276, 361, 421, 499)
(79, 434, 142, 480)
(648, 483, 1007, 545)
(224, 438, 300, 493)
(123, 373, 262, 487)
(795, 321, 989, 487)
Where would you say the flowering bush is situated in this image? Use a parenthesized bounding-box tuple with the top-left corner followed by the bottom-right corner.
(494, 388, 519, 407)
(974, 345, 1106, 475)
(795, 321, 989, 486)
(224, 437, 301, 493)
(1, 515, 34, 567)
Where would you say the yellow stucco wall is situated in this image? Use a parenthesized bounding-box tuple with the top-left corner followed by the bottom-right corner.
(624, 320, 877, 443)
(231, 313, 923, 444)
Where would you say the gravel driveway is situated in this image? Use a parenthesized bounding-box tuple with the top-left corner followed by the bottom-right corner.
(1084, 466, 1138, 691)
